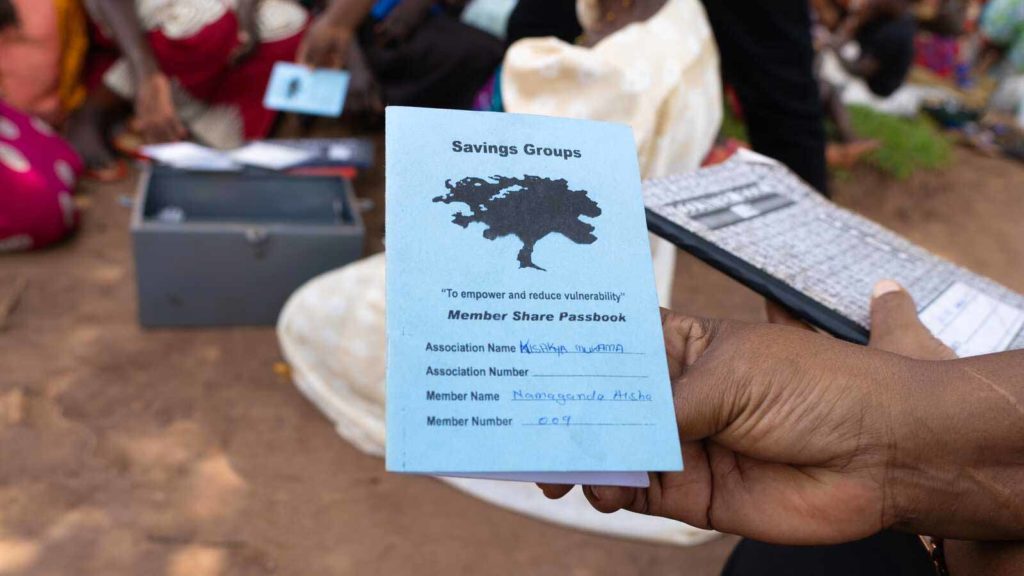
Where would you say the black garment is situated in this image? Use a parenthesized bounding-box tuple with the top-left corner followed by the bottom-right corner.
(500, 0, 828, 194)
(701, 0, 829, 195)
(506, 0, 581, 46)
(917, 0, 967, 36)
(857, 14, 917, 98)
(360, 13, 504, 110)
(0, 0, 17, 30)
(723, 531, 936, 575)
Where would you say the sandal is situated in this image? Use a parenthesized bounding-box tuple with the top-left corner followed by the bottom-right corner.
(82, 158, 130, 183)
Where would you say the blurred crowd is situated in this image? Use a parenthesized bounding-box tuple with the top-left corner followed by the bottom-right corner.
(1, 0, 1023, 252)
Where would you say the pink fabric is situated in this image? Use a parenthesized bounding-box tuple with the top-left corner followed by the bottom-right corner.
(0, 0, 64, 124)
(0, 100, 83, 252)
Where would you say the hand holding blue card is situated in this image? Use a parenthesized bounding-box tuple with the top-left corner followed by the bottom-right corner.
(264, 62, 349, 117)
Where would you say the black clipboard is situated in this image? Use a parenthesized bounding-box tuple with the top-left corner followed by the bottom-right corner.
(646, 209, 871, 345)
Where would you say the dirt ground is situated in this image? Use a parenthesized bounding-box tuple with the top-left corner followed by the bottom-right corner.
(1, 147, 1022, 576)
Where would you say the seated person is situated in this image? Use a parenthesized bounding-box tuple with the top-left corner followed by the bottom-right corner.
(0, 3, 84, 252)
(811, 0, 916, 166)
(67, 0, 310, 175)
(299, 0, 504, 113)
(811, 24, 882, 167)
(816, 0, 918, 98)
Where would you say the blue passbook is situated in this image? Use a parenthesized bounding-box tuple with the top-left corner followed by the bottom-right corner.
(263, 62, 349, 117)
(385, 107, 683, 487)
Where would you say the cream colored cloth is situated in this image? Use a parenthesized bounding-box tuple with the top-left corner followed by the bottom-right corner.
(278, 255, 387, 456)
(502, 0, 722, 180)
(278, 253, 719, 548)
(502, 0, 722, 303)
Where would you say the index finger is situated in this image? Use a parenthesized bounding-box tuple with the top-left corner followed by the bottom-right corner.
(537, 484, 574, 500)
(765, 300, 814, 331)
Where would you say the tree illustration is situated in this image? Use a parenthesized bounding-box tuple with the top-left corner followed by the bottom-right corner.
(433, 175, 601, 271)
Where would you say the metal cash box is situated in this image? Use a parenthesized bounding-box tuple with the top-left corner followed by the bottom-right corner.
(131, 167, 364, 327)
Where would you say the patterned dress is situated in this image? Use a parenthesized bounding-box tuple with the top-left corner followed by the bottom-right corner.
(0, 100, 83, 252)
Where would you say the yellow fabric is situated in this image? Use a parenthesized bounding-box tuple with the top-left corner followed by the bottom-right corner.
(55, 0, 89, 115)
(501, 0, 722, 179)
(0, 0, 87, 123)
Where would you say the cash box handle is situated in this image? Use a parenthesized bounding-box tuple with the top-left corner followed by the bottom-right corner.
(244, 228, 271, 259)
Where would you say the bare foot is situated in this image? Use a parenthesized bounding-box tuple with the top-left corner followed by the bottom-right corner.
(827, 139, 881, 168)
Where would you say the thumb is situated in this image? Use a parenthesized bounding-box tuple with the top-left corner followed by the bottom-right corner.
(869, 280, 956, 360)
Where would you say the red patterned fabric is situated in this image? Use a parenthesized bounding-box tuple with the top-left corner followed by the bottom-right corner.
(89, 9, 307, 140)
(0, 100, 83, 251)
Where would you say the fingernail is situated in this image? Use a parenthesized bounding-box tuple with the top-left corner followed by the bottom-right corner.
(873, 280, 902, 299)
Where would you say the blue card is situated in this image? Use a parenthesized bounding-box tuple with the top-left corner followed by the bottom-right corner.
(263, 62, 349, 117)
(385, 107, 683, 486)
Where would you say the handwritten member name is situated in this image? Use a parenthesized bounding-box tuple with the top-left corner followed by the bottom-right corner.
(512, 389, 653, 404)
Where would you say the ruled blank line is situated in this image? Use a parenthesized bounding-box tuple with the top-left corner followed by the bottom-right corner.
(531, 375, 649, 379)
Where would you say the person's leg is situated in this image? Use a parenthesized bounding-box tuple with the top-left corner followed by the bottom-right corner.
(701, 0, 829, 195)
(722, 531, 936, 576)
(820, 79, 881, 167)
(63, 83, 130, 172)
(821, 80, 855, 143)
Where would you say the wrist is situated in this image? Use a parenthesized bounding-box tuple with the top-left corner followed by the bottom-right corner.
(885, 358, 1024, 540)
(322, 0, 366, 31)
(130, 58, 161, 83)
(946, 540, 1024, 575)
(315, 15, 355, 46)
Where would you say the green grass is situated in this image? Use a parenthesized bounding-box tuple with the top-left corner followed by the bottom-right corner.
(720, 104, 953, 180)
(720, 107, 749, 142)
(847, 105, 953, 180)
